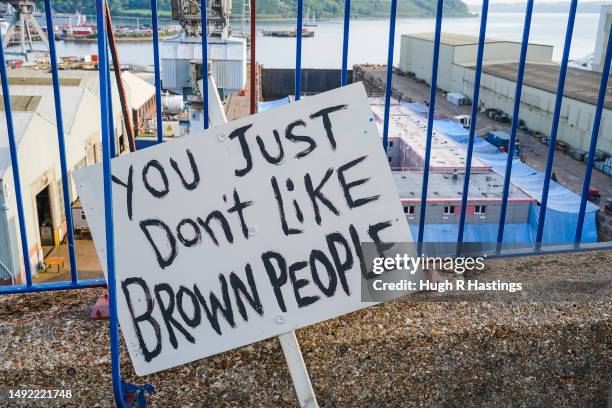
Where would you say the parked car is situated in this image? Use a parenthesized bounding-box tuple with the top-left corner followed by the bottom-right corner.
(485, 108, 510, 123)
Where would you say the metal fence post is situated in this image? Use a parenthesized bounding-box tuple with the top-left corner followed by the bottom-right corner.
(295, 0, 304, 101)
(44, 0, 79, 284)
(456, 0, 489, 253)
(201, 0, 210, 129)
(575, 25, 612, 243)
(535, 0, 578, 247)
(496, 0, 534, 250)
(381, 0, 398, 153)
(95, 1, 128, 406)
(150, 0, 164, 143)
(416, 0, 444, 251)
(341, 0, 351, 86)
(0, 22, 33, 287)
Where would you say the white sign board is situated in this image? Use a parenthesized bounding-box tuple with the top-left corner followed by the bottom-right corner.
(75, 83, 414, 376)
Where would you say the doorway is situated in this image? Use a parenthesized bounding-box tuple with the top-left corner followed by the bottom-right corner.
(35, 185, 54, 247)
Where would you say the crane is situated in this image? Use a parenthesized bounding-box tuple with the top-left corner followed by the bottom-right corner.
(2, 0, 49, 60)
(170, 0, 231, 38)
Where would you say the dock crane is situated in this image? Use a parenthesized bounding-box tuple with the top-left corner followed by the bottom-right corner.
(1, 0, 49, 60)
(170, 0, 231, 37)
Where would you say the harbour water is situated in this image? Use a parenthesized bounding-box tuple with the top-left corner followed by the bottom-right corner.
(11, 12, 600, 69)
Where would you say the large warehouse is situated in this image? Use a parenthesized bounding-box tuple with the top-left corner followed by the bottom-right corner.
(0, 69, 154, 285)
(369, 97, 599, 243)
(399, 32, 612, 156)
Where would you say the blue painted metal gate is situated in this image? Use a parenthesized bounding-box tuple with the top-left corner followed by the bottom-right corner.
(0, 0, 610, 405)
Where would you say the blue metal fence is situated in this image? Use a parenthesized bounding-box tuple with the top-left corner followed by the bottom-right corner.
(0, 0, 611, 405)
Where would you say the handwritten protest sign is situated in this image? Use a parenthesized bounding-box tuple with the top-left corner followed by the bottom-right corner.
(74, 83, 414, 376)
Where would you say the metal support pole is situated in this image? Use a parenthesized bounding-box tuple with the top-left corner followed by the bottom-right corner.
(535, 0, 578, 247)
(95, 1, 127, 406)
(44, 0, 79, 284)
(575, 25, 612, 243)
(0, 23, 33, 286)
(381, 0, 398, 152)
(200, 0, 210, 129)
(496, 0, 534, 250)
(341, 0, 351, 86)
(278, 332, 319, 408)
(106, 51, 116, 158)
(416, 0, 444, 251)
(295, 0, 303, 101)
(250, 0, 256, 114)
(19, 12, 26, 56)
(456, 0, 489, 253)
(150, 0, 164, 143)
(105, 1, 136, 152)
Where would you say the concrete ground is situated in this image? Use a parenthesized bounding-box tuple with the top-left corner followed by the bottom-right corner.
(363, 69, 612, 211)
(0, 250, 610, 407)
(225, 63, 262, 121)
(33, 239, 103, 284)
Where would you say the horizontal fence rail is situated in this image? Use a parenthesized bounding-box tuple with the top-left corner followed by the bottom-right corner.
(0, 0, 610, 406)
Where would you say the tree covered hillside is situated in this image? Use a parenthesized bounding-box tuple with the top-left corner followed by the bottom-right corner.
(233, 0, 471, 18)
(39, 0, 470, 19)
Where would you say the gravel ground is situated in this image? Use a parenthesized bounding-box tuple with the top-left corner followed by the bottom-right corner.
(0, 250, 610, 407)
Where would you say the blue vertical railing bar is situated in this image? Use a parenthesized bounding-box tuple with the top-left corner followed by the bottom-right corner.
(0, 28, 33, 286)
(575, 26, 612, 243)
(456, 0, 489, 254)
(295, 0, 303, 101)
(44, 0, 79, 284)
(381, 0, 398, 152)
(496, 0, 534, 250)
(150, 0, 164, 143)
(341, 0, 351, 86)
(200, 0, 210, 129)
(416, 0, 444, 250)
(95, 1, 127, 406)
(535, 0, 578, 248)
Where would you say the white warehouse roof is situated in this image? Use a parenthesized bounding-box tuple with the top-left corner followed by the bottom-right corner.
(404, 32, 552, 48)
(0, 112, 37, 176)
(122, 71, 156, 110)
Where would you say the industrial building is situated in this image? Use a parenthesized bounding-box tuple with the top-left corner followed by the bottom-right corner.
(399, 33, 554, 92)
(592, 4, 612, 73)
(121, 71, 157, 137)
(399, 32, 612, 156)
(369, 97, 599, 243)
(0, 69, 156, 284)
(382, 100, 489, 173)
(394, 171, 534, 226)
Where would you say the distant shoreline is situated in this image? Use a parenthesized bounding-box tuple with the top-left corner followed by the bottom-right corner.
(227, 14, 477, 22)
(48, 11, 476, 22)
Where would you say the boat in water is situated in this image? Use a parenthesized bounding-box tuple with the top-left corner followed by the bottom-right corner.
(56, 13, 95, 39)
(304, 8, 318, 27)
(262, 27, 314, 38)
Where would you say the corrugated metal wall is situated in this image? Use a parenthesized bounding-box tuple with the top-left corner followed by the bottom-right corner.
(0, 184, 18, 280)
(210, 59, 245, 90)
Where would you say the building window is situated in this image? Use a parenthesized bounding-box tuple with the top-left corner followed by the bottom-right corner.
(474, 205, 487, 215)
(443, 205, 455, 215)
(403, 205, 415, 214)
(81, 213, 87, 220)
(388, 157, 392, 163)
(389, 141, 394, 147)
